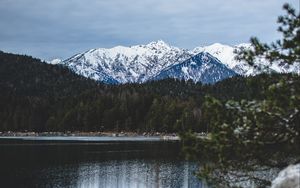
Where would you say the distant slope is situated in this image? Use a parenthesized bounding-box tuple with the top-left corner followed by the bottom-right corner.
(0, 51, 99, 98)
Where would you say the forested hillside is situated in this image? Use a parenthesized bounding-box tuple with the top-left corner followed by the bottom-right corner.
(0, 51, 299, 132)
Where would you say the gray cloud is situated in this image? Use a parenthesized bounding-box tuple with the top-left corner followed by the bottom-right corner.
(0, 0, 298, 60)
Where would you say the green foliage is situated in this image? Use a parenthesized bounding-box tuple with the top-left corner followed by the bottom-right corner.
(182, 82, 299, 187)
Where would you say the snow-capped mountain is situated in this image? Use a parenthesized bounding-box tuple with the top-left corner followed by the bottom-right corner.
(61, 40, 192, 84)
(50, 41, 300, 84)
(153, 52, 237, 83)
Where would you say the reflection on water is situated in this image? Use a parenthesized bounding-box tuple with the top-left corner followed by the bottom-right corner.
(36, 160, 204, 188)
(0, 138, 208, 188)
(75, 160, 202, 188)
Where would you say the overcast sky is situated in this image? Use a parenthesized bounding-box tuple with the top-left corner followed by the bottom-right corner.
(0, 0, 298, 60)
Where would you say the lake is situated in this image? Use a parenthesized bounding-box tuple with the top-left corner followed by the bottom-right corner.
(0, 136, 207, 188)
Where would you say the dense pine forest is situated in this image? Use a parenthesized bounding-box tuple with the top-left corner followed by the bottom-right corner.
(1, 51, 299, 133)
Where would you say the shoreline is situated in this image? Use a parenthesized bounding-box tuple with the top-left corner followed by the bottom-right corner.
(0, 131, 180, 141)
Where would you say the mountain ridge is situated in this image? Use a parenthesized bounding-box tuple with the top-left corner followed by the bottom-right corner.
(49, 41, 300, 84)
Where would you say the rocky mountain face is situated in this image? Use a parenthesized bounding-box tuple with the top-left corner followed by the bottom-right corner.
(49, 41, 300, 84)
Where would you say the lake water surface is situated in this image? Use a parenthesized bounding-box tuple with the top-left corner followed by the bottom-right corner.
(0, 137, 207, 188)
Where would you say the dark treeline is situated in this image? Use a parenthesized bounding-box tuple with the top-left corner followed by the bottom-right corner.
(0, 51, 299, 132)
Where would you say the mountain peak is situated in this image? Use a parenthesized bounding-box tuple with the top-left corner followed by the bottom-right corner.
(48, 58, 62, 65)
(153, 51, 237, 84)
(207, 43, 227, 48)
(145, 40, 171, 49)
(193, 43, 231, 52)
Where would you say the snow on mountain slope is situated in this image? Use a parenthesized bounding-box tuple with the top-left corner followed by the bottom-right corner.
(193, 43, 300, 75)
(62, 40, 193, 84)
(48, 58, 63, 65)
(153, 52, 237, 84)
